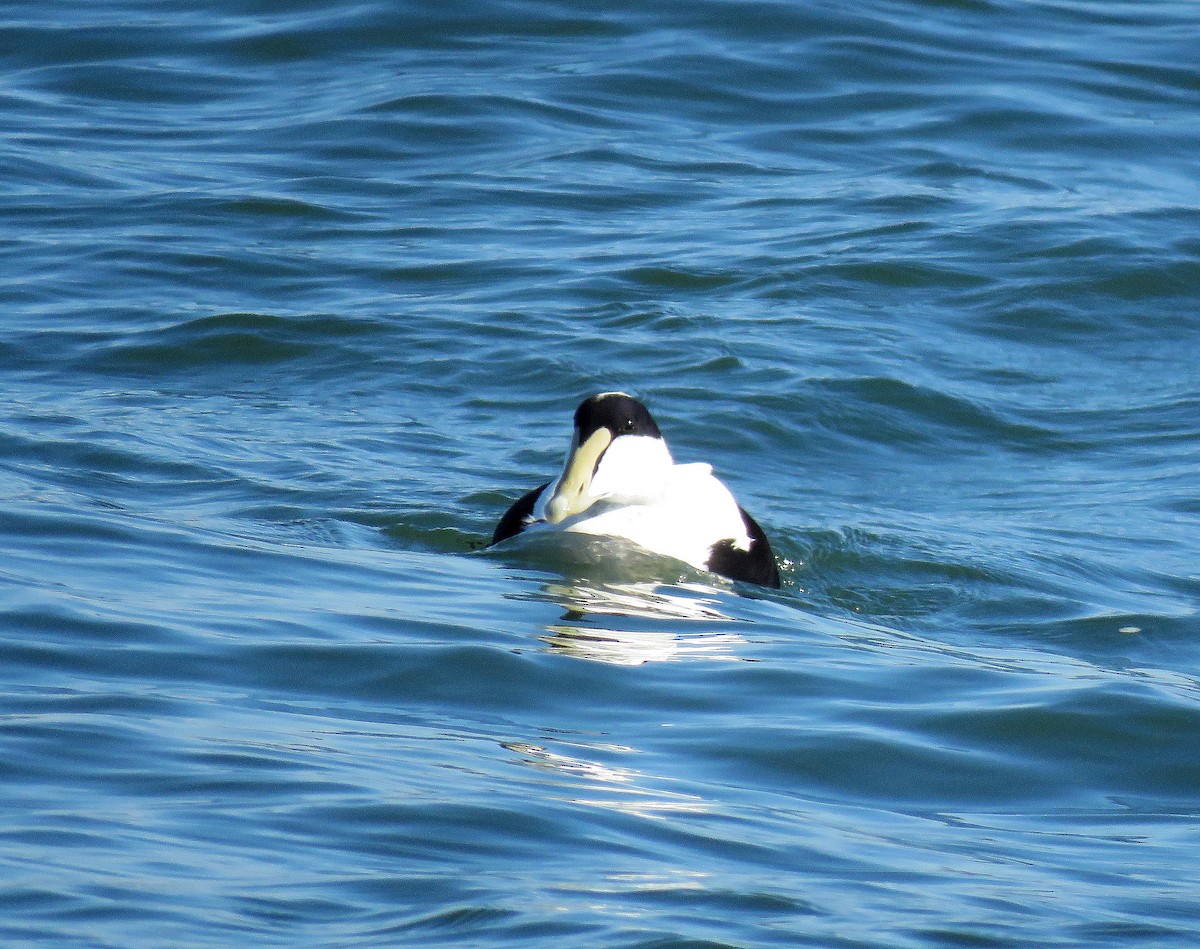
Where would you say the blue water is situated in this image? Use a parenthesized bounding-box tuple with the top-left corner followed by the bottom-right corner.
(3, 0, 1199, 945)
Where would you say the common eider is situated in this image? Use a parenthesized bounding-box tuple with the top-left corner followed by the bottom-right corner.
(490, 393, 781, 588)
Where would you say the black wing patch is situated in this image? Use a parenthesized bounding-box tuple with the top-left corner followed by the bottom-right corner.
(490, 482, 550, 546)
(705, 507, 780, 588)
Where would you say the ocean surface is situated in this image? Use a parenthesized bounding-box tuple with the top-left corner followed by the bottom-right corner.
(2, 1, 1199, 945)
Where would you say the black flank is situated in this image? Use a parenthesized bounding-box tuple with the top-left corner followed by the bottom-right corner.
(490, 481, 549, 546)
(705, 507, 781, 588)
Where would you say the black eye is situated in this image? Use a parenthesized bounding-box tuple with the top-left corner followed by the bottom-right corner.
(623, 418, 635, 432)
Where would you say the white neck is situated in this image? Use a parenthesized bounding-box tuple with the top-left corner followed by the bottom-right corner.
(588, 435, 674, 502)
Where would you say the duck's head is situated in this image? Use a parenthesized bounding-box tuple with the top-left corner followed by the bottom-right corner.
(542, 392, 672, 524)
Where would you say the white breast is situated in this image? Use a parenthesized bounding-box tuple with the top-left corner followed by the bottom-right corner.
(556, 462, 751, 571)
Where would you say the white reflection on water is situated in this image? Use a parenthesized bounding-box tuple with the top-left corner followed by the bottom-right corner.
(501, 739, 711, 818)
(498, 575, 746, 819)
(533, 580, 748, 665)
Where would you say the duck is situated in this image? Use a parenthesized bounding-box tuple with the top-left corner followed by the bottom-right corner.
(490, 392, 780, 588)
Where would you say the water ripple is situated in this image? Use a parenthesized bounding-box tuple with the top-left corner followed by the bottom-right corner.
(3, 0, 1200, 945)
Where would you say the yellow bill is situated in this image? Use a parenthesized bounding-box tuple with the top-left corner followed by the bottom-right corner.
(544, 428, 613, 523)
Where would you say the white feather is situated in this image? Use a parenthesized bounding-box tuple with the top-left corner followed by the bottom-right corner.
(529, 434, 750, 572)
